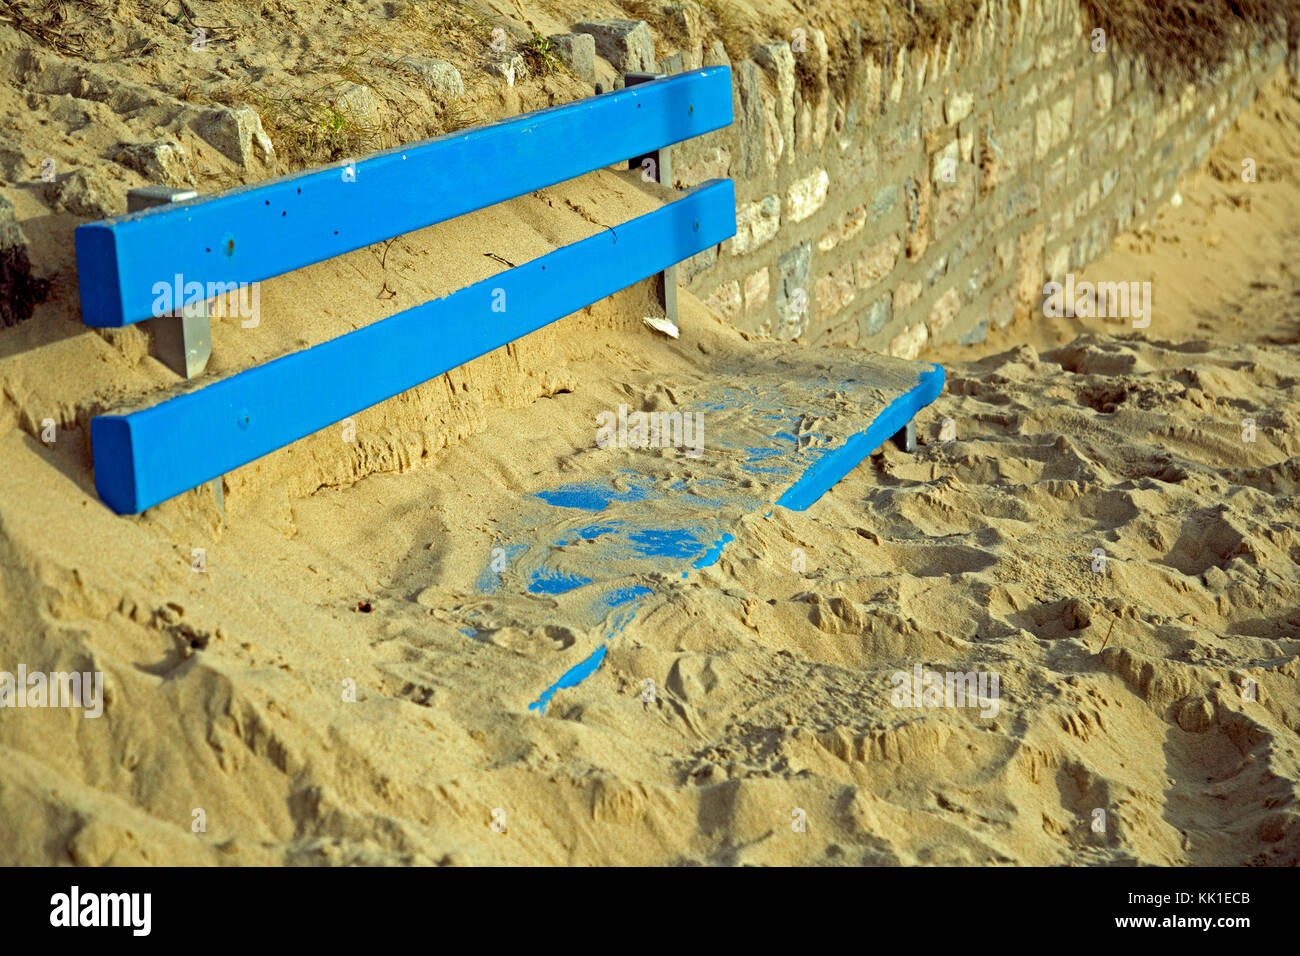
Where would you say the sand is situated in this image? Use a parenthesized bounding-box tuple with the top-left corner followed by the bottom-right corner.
(2, 2, 1299, 866)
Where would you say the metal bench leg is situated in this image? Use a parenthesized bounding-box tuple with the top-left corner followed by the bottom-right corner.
(892, 420, 916, 452)
(147, 304, 211, 381)
(127, 187, 212, 380)
(624, 71, 678, 331)
(126, 185, 223, 520)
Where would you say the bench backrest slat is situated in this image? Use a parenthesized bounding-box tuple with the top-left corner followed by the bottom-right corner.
(92, 180, 736, 514)
(75, 67, 733, 328)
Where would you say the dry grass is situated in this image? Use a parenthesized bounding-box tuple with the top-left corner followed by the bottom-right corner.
(621, 0, 694, 49)
(1082, 0, 1292, 90)
(1, 0, 123, 59)
(698, 0, 758, 62)
(400, 0, 502, 60)
(208, 81, 379, 169)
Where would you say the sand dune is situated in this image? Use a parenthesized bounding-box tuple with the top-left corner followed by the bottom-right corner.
(2, 4, 1299, 866)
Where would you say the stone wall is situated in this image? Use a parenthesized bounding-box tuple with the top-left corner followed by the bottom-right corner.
(655, 0, 1289, 355)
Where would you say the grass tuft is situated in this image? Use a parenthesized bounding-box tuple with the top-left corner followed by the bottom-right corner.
(520, 32, 562, 77)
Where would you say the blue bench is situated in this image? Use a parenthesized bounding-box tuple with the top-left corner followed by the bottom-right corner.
(75, 68, 736, 515)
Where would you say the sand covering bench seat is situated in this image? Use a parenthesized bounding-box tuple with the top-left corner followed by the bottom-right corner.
(455, 352, 945, 711)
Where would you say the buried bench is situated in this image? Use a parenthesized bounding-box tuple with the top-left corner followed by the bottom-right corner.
(473, 349, 946, 713)
(72, 65, 949, 713)
(74, 68, 737, 515)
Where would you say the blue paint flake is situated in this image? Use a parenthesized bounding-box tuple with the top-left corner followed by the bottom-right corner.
(692, 533, 734, 570)
(533, 481, 651, 511)
(628, 527, 701, 560)
(528, 567, 593, 595)
(602, 585, 654, 608)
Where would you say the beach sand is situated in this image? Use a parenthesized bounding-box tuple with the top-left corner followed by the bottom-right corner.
(1, 2, 1298, 865)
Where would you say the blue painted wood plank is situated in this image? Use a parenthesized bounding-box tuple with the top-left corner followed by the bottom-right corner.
(91, 179, 737, 514)
(774, 364, 944, 510)
(75, 67, 733, 327)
